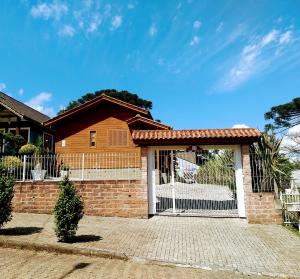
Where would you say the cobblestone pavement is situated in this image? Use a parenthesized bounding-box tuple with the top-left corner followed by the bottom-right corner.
(1, 213, 300, 278)
(0, 247, 278, 279)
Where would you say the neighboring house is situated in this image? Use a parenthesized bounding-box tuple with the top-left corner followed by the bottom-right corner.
(0, 92, 54, 153)
(45, 93, 170, 154)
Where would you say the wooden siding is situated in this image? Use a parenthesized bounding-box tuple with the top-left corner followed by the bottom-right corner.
(53, 103, 141, 167)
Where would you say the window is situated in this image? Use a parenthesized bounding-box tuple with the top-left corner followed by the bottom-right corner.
(8, 128, 30, 143)
(43, 133, 53, 153)
(108, 129, 127, 146)
(90, 131, 96, 147)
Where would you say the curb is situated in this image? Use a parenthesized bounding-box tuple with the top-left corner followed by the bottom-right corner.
(0, 238, 128, 261)
(0, 238, 297, 278)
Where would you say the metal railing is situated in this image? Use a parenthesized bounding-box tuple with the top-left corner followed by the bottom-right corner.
(281, 191, 300, 232)
(0, 152, 141, 181)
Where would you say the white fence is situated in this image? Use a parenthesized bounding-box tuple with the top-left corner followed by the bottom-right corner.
(0, 152, 141, 181)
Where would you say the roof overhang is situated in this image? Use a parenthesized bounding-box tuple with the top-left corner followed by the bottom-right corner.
(127, 115, 171, 130)
(45, 94, 152, 127)
(132, 128, 261, 146)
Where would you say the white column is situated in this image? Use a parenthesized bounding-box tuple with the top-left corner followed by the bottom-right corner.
(170, 150, 176, 214)
(147, 149, 156, 215)
(235, 146, 246, 218)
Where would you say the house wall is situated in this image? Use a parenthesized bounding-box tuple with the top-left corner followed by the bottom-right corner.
(53, 103, 141, 156)
(241, 144, 282, 224)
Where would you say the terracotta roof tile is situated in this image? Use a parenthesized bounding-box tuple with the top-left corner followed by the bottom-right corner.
(132, 128, 261, 141)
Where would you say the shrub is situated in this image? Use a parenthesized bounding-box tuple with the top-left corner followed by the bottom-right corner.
(0, 156, 22, 174)
(54, 177, 84, 242)
(61, 164, 70, 171)
(19, 144, 37, 155)
(0, 175, 15, 228)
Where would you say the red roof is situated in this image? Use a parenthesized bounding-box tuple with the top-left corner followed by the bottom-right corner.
(132, 128, 261, 144)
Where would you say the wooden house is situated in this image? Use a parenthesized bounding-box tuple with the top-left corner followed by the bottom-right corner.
(0, 92, 54, 153)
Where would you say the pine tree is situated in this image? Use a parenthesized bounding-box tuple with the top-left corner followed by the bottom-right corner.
(54, 177, 84, 242)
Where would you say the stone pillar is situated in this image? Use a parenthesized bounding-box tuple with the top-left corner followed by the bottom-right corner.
(241, 144, 282, 224)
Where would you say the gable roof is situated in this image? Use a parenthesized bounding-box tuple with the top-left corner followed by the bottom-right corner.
(0, 92, 50, 124)
(127, 114, 171, 130)
(132, 128, 261, 145)
(45, 94, 152, 127)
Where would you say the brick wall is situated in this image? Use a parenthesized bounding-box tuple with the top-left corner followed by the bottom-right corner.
(12, 180, 148, 218)
(241, 144, 282, 224)
(12, 147, 149, 219)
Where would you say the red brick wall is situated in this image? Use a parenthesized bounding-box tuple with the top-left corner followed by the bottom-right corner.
(241, 144, 282, 224)
(12, 180, 148, 218)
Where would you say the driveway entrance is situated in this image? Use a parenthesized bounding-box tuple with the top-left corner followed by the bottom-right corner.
(148, 146, 245, 217)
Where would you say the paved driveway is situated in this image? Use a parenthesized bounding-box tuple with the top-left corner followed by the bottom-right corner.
(0, 213, 299, 278)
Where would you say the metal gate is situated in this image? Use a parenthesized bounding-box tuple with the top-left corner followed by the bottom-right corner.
(153, 148, 239, 217)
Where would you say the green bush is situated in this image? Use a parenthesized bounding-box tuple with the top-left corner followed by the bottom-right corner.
(0, 156, 22, 174)
(19, 144, 37, 155)
(0, 175, 15, 228)
(54, 177, 84, 242)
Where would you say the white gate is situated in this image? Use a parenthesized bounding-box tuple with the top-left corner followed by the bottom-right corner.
(148, 146, 246, 217)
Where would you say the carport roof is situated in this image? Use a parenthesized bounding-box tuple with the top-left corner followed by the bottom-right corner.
(132, 128, 261, 145)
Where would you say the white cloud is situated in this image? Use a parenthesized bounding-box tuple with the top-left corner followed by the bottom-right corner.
(218, 28, 295, 91)
(190, 35, 200, 46)
(31, 2, 68, 21)
(281, 124, 300, 160)
(87, 14, 102, 33)
(261, 29, 279, 46)
(193, 20, 201, 29)
(149, 24, 157, 37)
(18, 88, 24, 96)
(26, 92, 55, 117)
(279, 30, 293, 45)
(111, 15, 122, 30)
(232, 124, 249, 128)
(216, 22, 224, 32)
(58, 25, 75, 37)
(0, 82, 6, 91)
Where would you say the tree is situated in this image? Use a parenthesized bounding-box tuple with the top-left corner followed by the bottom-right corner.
(0, 175, 15, 228)
(59, 89, 153, 114)
(265, 97, 300, 130)
(54, 177, 84, 242)
(250, 129, 293, 194)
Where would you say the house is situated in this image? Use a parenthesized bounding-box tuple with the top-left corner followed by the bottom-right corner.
(45, 93, 170, 155)
(13, 93, 282, 224)
(0, 92, 54, 153)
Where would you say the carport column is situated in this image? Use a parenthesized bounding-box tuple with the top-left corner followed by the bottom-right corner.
(235, 146, 246, 218)
(147, 148, 156, 215)
(241, 144, 252, 219)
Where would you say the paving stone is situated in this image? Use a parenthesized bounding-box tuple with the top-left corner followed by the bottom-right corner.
(0, 213, 299, 278)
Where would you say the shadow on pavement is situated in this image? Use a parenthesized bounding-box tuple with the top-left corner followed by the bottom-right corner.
(0, 227, 43, 236)
(69, 234, 102, 243)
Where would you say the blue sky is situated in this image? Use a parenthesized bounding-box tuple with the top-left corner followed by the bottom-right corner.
(0, 0, 299, 130)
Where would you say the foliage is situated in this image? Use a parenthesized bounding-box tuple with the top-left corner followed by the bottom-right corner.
(250, 129, 293, 192)
(0, 132, 25, 155)
(196, 150, 236, 191)
(58, 89, 153, 114)
(0, 175, 15, 228)
(54, 177, 84, 242)
(34, 136, 45, 155)
(0, 156, 22, 173)
(265, 97, 300, 130)
(19, 144, 37, 155)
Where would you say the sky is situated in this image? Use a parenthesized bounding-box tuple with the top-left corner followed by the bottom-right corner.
(0, 0, 299, 130)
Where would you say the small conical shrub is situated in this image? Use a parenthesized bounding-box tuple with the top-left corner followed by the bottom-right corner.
(54, 177, 84, 242)
(0, 175, 15, 228)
